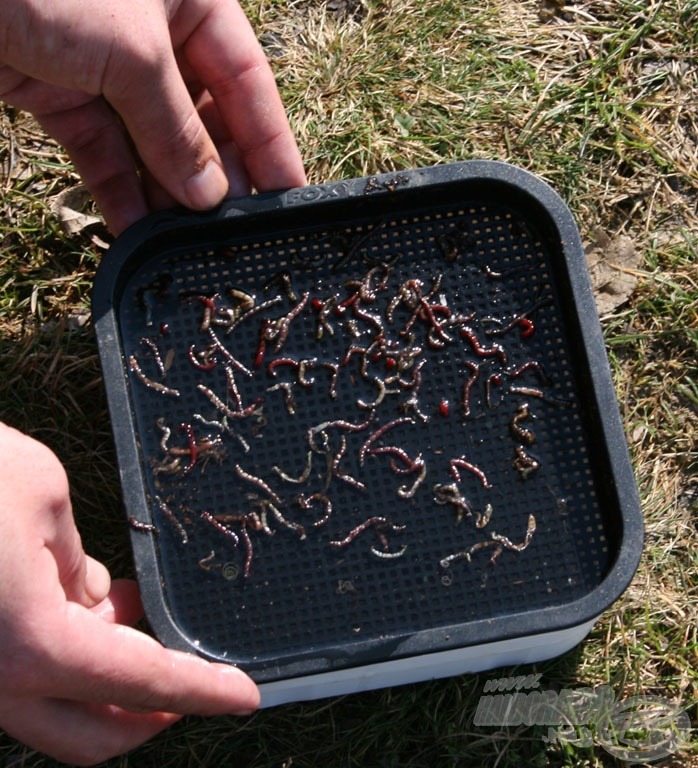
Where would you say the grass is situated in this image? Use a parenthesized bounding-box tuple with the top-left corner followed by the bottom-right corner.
(1, 0, 696, 765)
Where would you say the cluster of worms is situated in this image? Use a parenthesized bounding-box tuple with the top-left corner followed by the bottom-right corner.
(127, 254, 561, 581)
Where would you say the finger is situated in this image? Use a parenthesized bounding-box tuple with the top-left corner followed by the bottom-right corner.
(141, 164, 179, 211)
(195, 90, 251, 197)
(178, 0, 306, 192)
(103, 35, 229, 212)
(142, 90, 251, 210)
(141, 136, 247, 210)
(40, 603, 259, 716)
(0, 696, 181, 767)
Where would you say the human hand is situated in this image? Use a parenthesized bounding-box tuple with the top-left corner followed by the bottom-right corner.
(0, 423, 260, 765)
(0, 0, 306, 234)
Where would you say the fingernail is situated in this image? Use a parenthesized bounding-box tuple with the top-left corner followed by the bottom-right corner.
(185, 159, 228, 210)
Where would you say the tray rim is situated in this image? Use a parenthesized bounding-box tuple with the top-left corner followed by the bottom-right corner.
(92, 159, 644, 680)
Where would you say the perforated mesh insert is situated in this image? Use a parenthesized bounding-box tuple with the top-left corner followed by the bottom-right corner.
(117, 197, 611, 675)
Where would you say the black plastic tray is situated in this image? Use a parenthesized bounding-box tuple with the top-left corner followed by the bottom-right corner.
(93, 161, 643, 683)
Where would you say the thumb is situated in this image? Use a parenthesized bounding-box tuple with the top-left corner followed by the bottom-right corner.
(83, 556, 113, 607)
(33, 464, 111, 607)
(104, 41, 228, 211)
(52, 526, 111, 608)
(0, 423, 111, 607)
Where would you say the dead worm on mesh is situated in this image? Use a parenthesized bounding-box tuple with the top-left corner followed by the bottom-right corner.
(510, 403, 536, 444)
(449, 456, 492, 489)
(267, 381, 296, 415)
(272, 451, 313, 483)
(128, 355, 180, 397)
(155, 495, 189, 544)
(490, 514, 536, 552)
(234, 464, 282, 505)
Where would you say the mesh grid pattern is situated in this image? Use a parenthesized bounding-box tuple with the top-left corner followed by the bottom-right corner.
(117, 198, 611, 673)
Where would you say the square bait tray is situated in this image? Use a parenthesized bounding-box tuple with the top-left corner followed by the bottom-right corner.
(93, 161, 642, 706)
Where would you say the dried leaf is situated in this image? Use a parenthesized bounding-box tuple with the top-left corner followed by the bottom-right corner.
(585, 228, 640, 316)
(50, 184, 103, 235)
